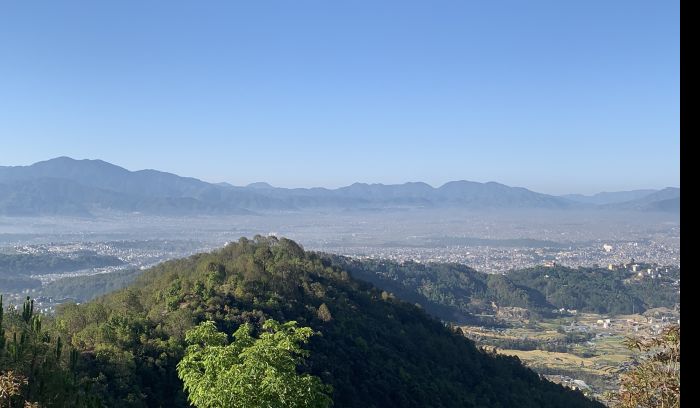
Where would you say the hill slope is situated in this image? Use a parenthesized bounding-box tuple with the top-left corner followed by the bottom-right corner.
(49, 237, 601, 407)
(326, 256, 680, 322)
(562, 190, 658, 205)
(606, 187, 680, 212)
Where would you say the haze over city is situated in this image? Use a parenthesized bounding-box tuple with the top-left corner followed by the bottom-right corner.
(0, 1, 679, 407)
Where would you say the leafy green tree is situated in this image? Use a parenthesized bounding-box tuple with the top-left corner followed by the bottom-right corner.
(177, 319, 332, 408)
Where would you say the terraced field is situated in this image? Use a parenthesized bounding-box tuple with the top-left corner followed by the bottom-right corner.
(460, 310, 678, 403)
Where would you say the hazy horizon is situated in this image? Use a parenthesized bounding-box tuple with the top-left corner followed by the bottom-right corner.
(0, 1, 679, 195)
(0, 156, 680, 196)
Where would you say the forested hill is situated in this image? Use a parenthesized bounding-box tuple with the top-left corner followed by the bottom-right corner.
(325, 256, 680, 322)
(3, 236, 602, 407)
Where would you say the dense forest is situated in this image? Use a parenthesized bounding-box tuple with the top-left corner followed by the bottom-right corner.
(326, 257, 679, 322)
(0, 236, 602, 407)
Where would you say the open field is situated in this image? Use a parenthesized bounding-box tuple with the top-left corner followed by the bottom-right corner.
(460, 308, 679, 402)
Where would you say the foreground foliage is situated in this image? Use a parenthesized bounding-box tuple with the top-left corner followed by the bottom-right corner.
(178, 319, 331, 408)
(607, 325, 680, 408)
(0, 295, 94, 407)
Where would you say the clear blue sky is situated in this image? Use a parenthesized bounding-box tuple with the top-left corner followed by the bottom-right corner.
(0, 1, 679, 195)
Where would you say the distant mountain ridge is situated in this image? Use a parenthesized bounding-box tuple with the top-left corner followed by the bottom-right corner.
(561, 189, 658, 205)
(0, 157, 679, 216)
(603, 187, 680, 212)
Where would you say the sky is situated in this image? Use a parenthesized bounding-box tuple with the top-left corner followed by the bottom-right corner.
(0, 1, 679, 195)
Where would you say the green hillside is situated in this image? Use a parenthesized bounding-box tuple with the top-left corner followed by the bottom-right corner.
(329, 256, 679, 321)
(0, 236, 602, 407)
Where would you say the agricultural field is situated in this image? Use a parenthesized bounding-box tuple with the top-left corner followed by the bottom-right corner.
(460, 308, 679, 402)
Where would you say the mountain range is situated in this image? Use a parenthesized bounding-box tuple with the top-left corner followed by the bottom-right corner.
(561, 190, 659, 205)
(0, 157, 680, 216)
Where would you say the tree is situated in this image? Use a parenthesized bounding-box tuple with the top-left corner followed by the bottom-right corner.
(607, 324, 680, 408)
(317, 304, 332, 322)
(177, 319, 332, 408)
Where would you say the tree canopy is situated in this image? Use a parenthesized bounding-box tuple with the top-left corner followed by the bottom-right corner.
(328, 256, 679, 321)
(177, 319, 332, 408)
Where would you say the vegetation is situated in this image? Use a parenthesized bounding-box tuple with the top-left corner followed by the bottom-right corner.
(0, 237, 602, 407)
(607, 325, 680, 408)
(328, 257, 679, 321)
(0, 252, 127, 292)
(507, 266, 678, 315)
(40, 269, 141, 301)
(0, 295, 91, 407)
(0, 252, 124, 276)
(178, 319, 332, 408)
(0, 369, 29, 407)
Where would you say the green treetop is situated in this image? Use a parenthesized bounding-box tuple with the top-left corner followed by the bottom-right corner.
(177, 318, 332, 408)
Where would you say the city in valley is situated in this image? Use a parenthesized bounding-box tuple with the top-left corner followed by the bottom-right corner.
(1, 210, 680, 401)
(1, 208, 679, 295)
